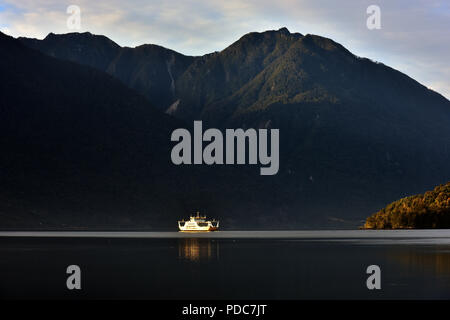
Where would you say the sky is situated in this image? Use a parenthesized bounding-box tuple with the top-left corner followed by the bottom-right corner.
(0, 0, 449, 99)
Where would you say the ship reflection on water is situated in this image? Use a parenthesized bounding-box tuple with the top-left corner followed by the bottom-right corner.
(178, 238, 219, 262)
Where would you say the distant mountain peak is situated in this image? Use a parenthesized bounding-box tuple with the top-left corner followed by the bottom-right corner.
(42, 31, 120, 47)
(133, 43, 195, 58)
(44, 31, 92, 39)
(227, 27, 303, 53)
(244, 27, 302, 38)
(277, 27, 290, 34)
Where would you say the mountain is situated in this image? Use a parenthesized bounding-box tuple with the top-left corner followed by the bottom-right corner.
(363, 182, 450, 229)
(19, 32, 121, 70)
(0, 31, 190, 229)
(4, 28, 450, 229)
(172, 28, 450, 227)
(173, 28, 303, 120)
(2, 31, 285, 230)
(20, 32, 195, 110)
(175, 29, 449, 126)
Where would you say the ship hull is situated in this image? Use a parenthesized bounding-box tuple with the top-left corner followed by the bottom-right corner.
(178, 226, 218, 232)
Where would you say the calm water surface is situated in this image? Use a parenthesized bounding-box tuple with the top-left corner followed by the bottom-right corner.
(1, 230, 450, 299)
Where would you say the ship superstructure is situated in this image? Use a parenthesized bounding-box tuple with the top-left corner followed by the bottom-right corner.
(178, 212, 219, 232)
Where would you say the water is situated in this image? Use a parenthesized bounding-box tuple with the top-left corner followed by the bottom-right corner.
(1, 230, 450, 299)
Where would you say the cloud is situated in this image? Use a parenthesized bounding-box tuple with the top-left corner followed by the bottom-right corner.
(0, 0, 448, 99)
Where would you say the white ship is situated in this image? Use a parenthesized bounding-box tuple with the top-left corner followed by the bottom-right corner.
(178, 212, 219, 232)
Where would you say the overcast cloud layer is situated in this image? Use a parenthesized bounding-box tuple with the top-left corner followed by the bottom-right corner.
(0, 0, 448, 99)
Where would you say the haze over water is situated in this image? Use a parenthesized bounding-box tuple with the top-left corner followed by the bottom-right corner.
(1, 230, 450, 299)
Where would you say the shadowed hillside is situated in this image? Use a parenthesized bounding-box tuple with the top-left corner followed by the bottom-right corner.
(0, 32, 189, 229)
(2, 28, 449, 229)
(20, 32, 195, 110)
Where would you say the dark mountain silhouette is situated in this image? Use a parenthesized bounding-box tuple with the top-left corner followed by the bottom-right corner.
(19, 32, 121, 70)
(0, 31, 190, 229)
(20, 32, 195, 110)
(2, 28, 450, 229)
